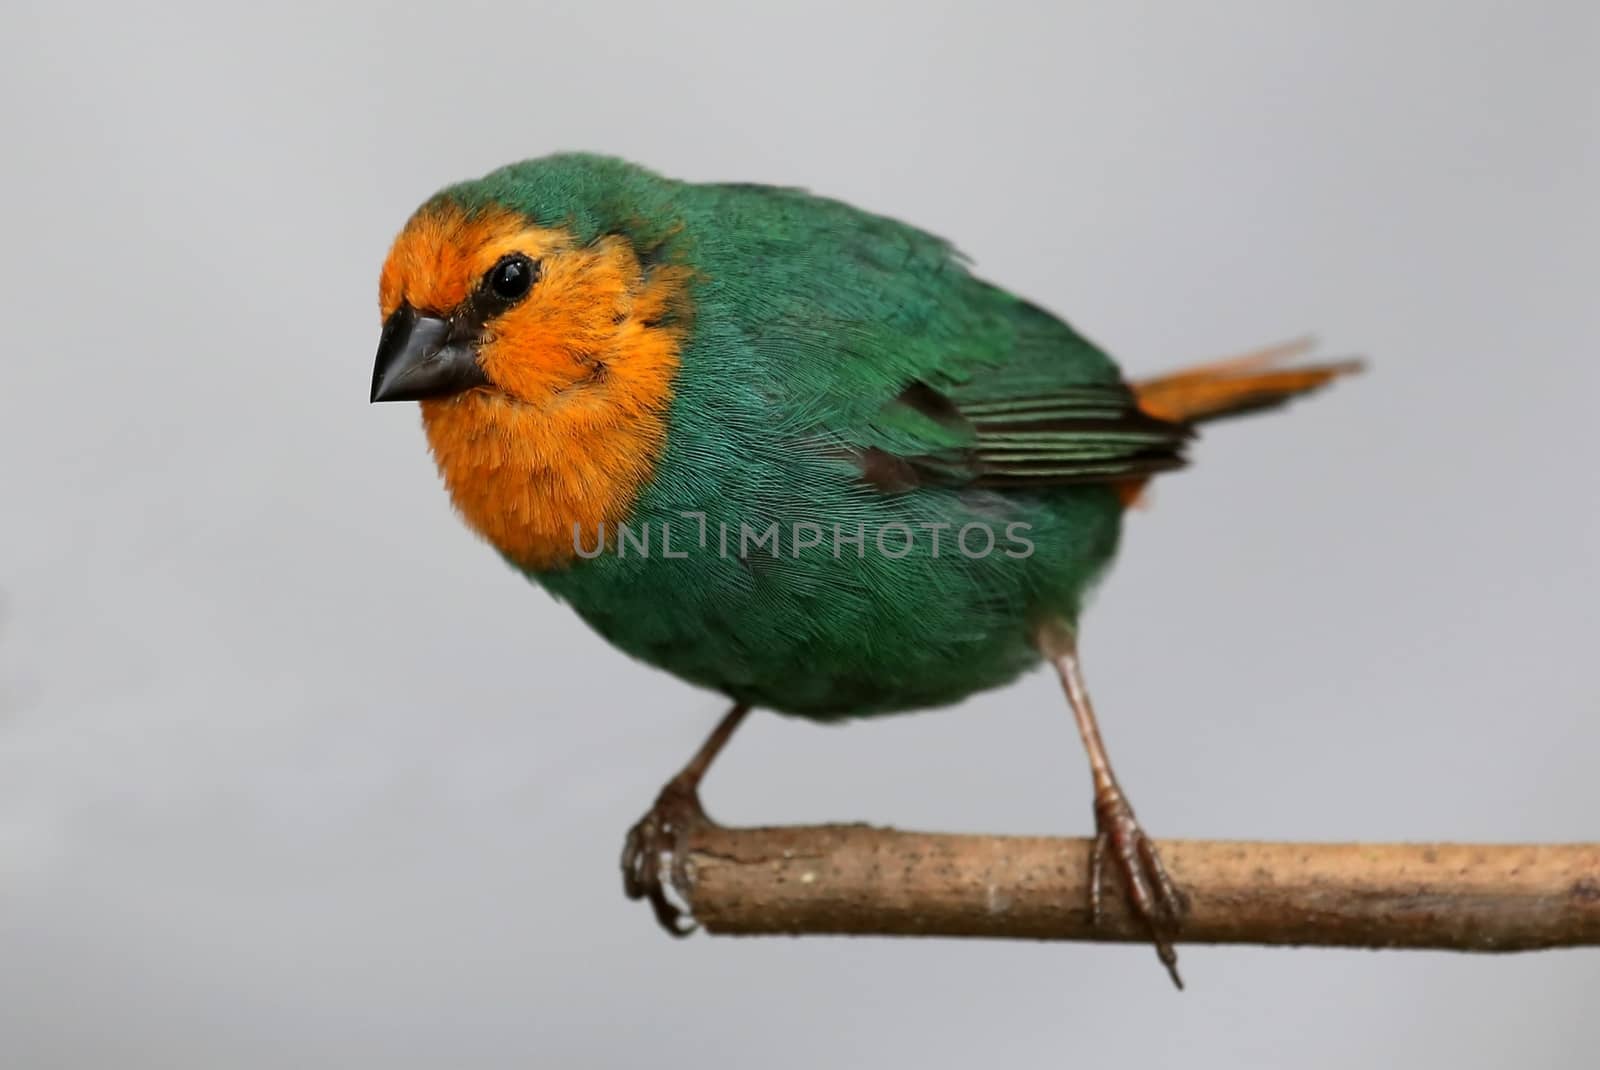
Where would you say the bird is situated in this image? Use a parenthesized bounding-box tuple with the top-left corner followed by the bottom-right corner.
(370, 153, 1360, 987)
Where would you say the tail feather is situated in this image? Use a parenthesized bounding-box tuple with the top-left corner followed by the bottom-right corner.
(1132, 339, 1363, 425)
(1115, 339, 1363, 508)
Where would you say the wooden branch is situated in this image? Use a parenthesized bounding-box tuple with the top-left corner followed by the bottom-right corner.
(676, 822, 1600, 950)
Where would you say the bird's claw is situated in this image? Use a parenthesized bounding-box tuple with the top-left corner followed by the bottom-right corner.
(1090, 786, 1189, 989)
(621, 779, 708, 936)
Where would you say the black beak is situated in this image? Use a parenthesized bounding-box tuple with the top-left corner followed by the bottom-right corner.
(370, 305, 491, 403)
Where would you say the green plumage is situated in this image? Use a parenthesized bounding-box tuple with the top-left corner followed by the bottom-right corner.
(444, 155, 1185, 718)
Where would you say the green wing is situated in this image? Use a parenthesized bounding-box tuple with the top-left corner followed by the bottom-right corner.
(858, 298, 1192, 490)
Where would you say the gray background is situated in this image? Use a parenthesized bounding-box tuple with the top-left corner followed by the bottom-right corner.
(2, 1, 1596, 1066)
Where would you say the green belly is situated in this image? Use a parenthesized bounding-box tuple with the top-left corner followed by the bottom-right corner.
(530, 480, 1123, 719)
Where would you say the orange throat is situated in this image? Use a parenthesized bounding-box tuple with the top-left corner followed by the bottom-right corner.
(420, 384, 672, 571)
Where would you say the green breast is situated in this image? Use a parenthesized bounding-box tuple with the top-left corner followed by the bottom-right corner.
(530, 370, 1125, 718)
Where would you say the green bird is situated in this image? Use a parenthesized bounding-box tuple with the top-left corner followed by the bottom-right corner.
(370, 153, 1358, 986)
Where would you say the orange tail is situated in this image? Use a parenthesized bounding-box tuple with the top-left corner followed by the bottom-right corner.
(1132, 337, 1364, 425)
(1116, 338, 1363, 507)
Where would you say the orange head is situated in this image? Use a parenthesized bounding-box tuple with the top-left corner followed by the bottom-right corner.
(373, 200, 688, 407)
(372, 197, 692, 569)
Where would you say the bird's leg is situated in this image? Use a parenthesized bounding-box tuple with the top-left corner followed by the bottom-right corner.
(1039, 622, 1188, 988)
(621, 703, 751, 935)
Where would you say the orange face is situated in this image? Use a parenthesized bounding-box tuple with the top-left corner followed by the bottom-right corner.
(378, 202, 686, 405)
(374, 200, 692, 569)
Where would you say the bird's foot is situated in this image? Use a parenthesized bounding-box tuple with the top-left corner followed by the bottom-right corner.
(621, 777, 710, 936)
(1090, 786, 1189, 989)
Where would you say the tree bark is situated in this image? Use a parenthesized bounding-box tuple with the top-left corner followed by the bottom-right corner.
(675, 822, 1600, 950)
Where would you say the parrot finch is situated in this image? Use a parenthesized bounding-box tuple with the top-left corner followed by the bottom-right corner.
(370, 154, 1359, 986)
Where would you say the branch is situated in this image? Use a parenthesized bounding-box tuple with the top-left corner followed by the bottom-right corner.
(676, 822, 1600, 950)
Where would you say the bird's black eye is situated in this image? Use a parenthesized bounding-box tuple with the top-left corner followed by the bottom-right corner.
(485, 254, 538, 304)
